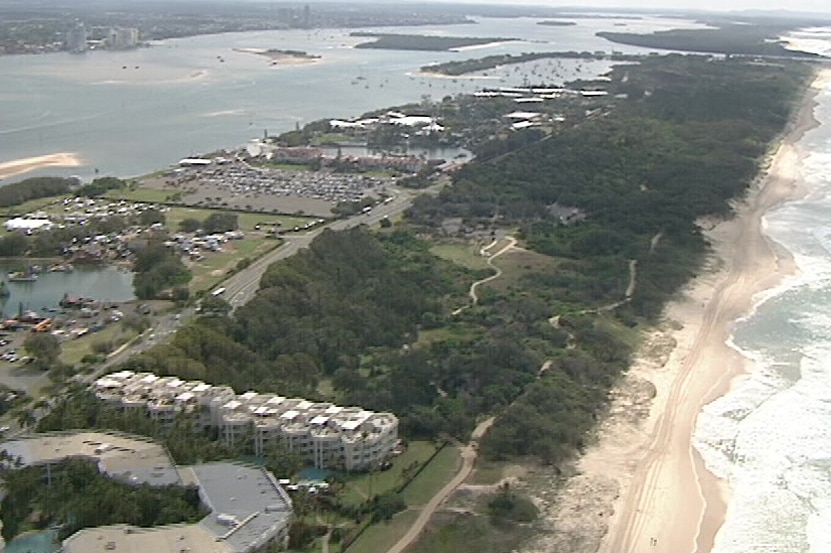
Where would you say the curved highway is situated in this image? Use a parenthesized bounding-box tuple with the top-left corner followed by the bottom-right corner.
(223, 186, 419, 308)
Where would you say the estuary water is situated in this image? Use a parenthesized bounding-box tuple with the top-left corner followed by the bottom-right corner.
(0, 15, 704, 183)
(694, 30, 831, 553)
(0, 263, 135, 318)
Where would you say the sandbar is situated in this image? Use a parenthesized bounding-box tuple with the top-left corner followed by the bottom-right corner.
(0, 152, 84, 181)
(232, 47, 321, 66)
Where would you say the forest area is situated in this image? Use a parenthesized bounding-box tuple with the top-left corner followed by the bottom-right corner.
(33, 54, 815, 474)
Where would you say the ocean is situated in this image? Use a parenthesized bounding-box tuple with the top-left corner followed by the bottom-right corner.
(694, 29, 831, 553)
(0, 15, 704, 183)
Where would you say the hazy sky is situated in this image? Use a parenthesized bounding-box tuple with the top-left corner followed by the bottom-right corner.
(425, 0, 831, 15)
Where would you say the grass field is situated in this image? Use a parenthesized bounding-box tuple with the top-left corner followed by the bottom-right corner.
(0, 195, 67, 217)
(165, 206, 316, 234)
(341, 441, 439, 506)
(58, 322, 135, 365)
(188, 238, 279, 292)
(479, 248, 560, 295)
(103, 187, 175, 203)
(430, 242, 491, 271)
(345, 510, 419, 553)
(400, 445, 461, 506)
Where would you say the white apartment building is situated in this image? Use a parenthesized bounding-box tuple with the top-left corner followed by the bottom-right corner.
(94, 371, 399, 471)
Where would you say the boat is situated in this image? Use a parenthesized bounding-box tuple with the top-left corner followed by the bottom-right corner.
(7, 268, 38, 282)
(48, 263, 74, 273)
(8, 272, 37, 283)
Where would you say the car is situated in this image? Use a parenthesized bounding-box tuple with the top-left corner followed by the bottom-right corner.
(0, 426, 10, 433)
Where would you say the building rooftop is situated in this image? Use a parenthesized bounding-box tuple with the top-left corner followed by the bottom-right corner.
(62, 524, 234, 553)
(0, 431, 180, 486)
(1, 433, 293, 553)
(188, 463, 293, 552)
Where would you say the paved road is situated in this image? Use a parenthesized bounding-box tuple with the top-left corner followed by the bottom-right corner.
(0, 182, 440, 438)
(223, 186, 417, 308)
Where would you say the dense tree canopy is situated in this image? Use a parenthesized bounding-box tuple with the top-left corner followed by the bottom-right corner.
(0, 176, 74, 207)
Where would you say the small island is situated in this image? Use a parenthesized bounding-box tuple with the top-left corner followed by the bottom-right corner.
(232, 47, 321, 65)
(351, 32, 519, 51)
(538, 20, 577, 26)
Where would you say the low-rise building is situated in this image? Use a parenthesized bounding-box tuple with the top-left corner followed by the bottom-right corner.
(0, 432, 292, 553)
(95, 371, 399, 471)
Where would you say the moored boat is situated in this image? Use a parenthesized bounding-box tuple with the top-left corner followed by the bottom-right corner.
(7, 271, 37, 282)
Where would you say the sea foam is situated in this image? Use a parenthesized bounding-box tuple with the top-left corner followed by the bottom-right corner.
(694, 53, 831, 553)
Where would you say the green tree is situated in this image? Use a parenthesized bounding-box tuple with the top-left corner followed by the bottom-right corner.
(202, 212, 238, 233)
(179, 218, 202, 233)
(23, 333, 60, 367)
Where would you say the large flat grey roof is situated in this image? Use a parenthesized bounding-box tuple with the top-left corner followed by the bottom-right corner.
(0, 431, 180, 486)
(2, 434, 293, 553)
(187, 462, 293, 552)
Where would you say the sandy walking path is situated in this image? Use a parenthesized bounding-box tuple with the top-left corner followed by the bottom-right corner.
(0, 153, 83, 181)
(599, 71, 827, 553)
(385, 417, 494, 553)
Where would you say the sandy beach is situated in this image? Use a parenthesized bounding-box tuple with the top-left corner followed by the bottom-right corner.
(523, 68, 829, 553)
(0, 152, 83, 181)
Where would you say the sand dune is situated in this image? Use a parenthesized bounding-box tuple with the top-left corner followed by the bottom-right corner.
(0, 152, 83, 181)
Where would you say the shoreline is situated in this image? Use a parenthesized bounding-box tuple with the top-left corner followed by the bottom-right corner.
(231, 47, 321, 66)
(0, 153, 84, 182)
(525, 67, 828, 553)
(607, 69, 826, 552)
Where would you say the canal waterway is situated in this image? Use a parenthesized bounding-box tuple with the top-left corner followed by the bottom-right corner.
(0, 264, 134, 318)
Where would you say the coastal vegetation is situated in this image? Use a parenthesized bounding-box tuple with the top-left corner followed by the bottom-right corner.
(265, 48, 321, 60)
(352, 32, 517, 51)
(0, 176, 74, 208)
(596, 19, 826, 57)
(420, 51, 640, 76)
(16, 53, 807, 471)
(0, 46, 817, 553)
(538, 20, 576, 26)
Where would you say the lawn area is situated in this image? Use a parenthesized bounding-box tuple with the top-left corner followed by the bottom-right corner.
(345, 510, 419, 553)
(341, 441, 439, 506)
(400, 445, 461, 506)
(58, 322, 136, 365)
(235, 212, 317, 232)
(430, 242, 491, 271)
(415, 326, 478, 348)
(0, 195, 67, 217)
(103, 187, 175, 203)
(165, 206, 317, 233)
(189, 238, 279, 292)
(479, 248, 560, 295)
